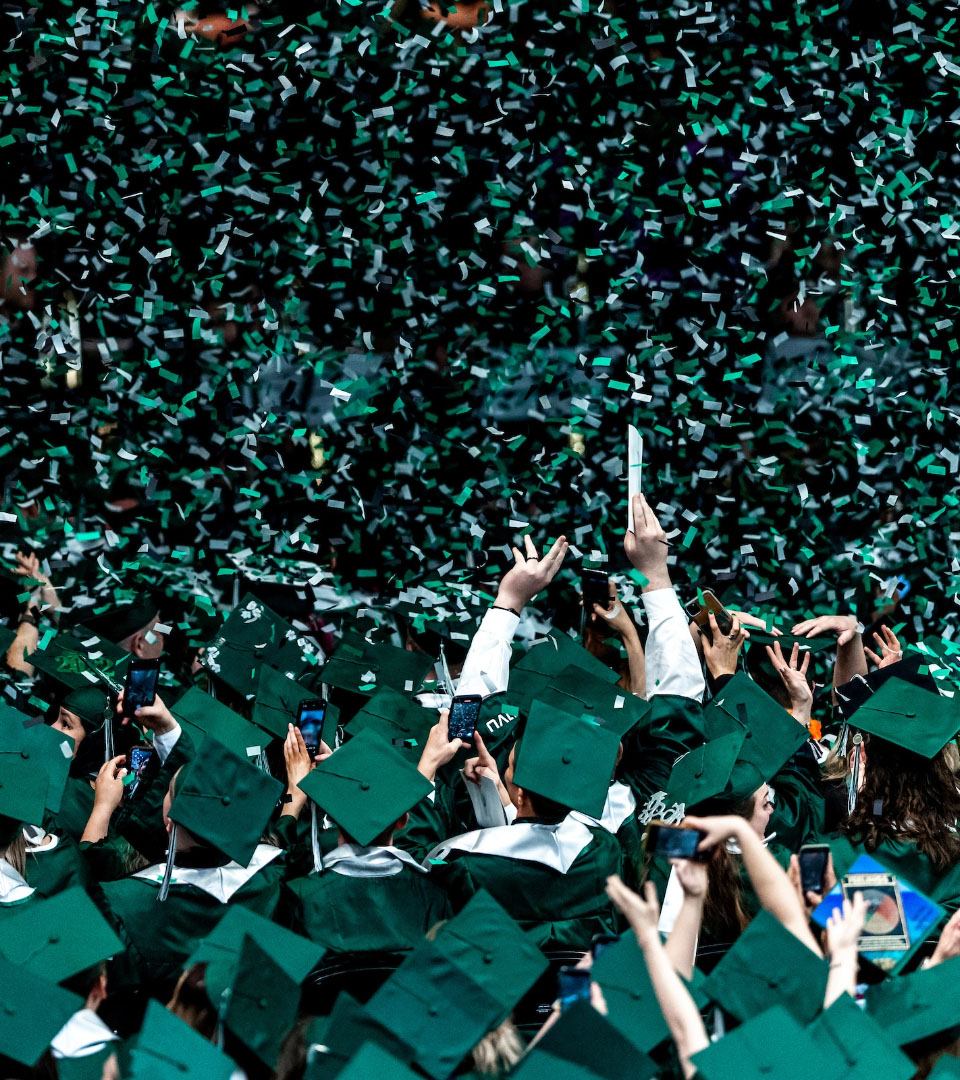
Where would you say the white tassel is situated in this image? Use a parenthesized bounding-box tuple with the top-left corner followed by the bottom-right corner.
(311, 802, 322, 873)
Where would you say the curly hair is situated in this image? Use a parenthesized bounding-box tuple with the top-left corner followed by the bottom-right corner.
(843, 736, 960, 869)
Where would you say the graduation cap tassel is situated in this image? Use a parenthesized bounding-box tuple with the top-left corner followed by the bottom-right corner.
(311, 802, 322, 873)
(103, 697, 115, 764)
(157, 823, 177, 903)
(847, 733, 863, 817)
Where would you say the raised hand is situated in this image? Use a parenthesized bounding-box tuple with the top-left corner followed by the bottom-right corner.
(864, 625, 903, 669)
(607, 875, 661, 942)
(417, 709, 467, 782)
(496, 533, 568, 613)
(671, 858, 708, 898)
(623, 494, 671, 592)
(701, 611, 749, 677)
(116, 690, 177, 736)
(790, 614, 859, 647)
(825, 892, 867, 957)
(765, 641, 813, 723)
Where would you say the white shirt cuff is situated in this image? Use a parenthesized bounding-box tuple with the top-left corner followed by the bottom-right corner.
(152, 722, 182, 765)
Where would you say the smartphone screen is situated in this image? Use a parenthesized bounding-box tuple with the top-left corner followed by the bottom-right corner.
(799, 845, 830, 895)
(449, 695, 481, 742)
(647, 823, 711, 863)
(126, 745, 156, 796)
(582, 569, 613, 618)
(123, 660, 160, 716)
(557, 967, 591, 1012)
(297, 700, 326, 755)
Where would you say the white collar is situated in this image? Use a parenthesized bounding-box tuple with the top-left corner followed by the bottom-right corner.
(132, 844, 282, 902)
(0, 858, 35, 906)
(571, 781, 637, 835)
(23, 825, 59, 853)
(425, 815, 594, 874)
(322, 844, 428, 878)
(50, 1009, 119, 1059)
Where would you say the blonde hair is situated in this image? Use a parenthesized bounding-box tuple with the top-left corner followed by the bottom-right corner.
(471, 1018, 524, 1076)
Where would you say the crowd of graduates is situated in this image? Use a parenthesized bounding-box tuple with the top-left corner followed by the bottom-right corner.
(2, 487, 960, 1080)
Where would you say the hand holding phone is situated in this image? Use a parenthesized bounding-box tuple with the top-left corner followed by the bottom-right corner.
(581, 569, 614, 624)
(557, 966, 591, 1012)
(449, 695, 481, 742)
(125, 744, 157, 796)
(296, 699, 327, 758)
(798, 844, 830, 896)
(684, 589, 733, 644)
(122, 659, 161, 717)
(644, 821, 714, 863)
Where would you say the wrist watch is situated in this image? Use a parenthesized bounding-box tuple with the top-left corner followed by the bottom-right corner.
(18, 606, 41, 628)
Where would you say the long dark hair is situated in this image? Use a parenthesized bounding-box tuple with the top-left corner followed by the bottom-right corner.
(701, 792, 757, 940)
(843, 736, 960, 869)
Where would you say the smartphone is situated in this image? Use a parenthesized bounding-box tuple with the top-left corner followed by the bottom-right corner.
(449, 694, 482, 742)
(297, 699, 327, 757)
(557, 966, 591, 1012)
(125, 744, 156, 796)
(122, 659, 160, 716)
(582, 569, 613, 625)
(644, 821, 713, 863)
(798, 843, 830, 895)
(684, 588, 733, 643)
(592, 933, 619, 960)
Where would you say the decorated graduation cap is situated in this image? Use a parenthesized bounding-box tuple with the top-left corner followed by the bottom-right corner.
(664, 729, 761, 812)
(125, 1000, 235, 1080)
(203, 593, 322, 698)
(0, 704, 73, 815)
(847, 675, 960, 757)
(473, 692, 522, 754)
(167, 734, 283, 867)
(322, 632, 435, 697)
(0, 887, 123, 984)
(298, 728, 433, 845)
(692, 1005, 826, 1080)
(512, 700, 622, 818)
(346, 685, 436, 760)
(251, 664, 320, 739)
(704, 672, 808, 778)
(171, 686, 268, 759)
(808, 991, 915, 1080)
(701, 910, 829, 1025)
(77, 594, 159, 644)
(511, 999, 657, 1080)
(367, 891, 547, 1079)
(29, 625, 130, 693)
(0, 953, 82, 1067)
(865, 955, 960, 1046)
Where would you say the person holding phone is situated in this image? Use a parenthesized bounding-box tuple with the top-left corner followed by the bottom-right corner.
(582, 578, 646, 699)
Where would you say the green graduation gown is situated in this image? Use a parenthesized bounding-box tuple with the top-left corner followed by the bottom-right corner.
(281, 845, 453, 954)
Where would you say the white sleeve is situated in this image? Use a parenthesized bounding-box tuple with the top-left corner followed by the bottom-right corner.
(641, 588, 705, 702)
(151, 722, 182, 765)
(455, 607, 520, 698)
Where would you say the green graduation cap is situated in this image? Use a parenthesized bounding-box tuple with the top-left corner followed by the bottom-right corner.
(61, 686, 111, 733)
(691, 1005, 826, 1080)
(29, 625, 130, 692)
(473, 693, 522, 753)
(303, 994, 414, 1080)
(0, 752, 48, 828)
(298, 729, 433, 846)
(347, 686, 436, 760)
(664, 729, 757, 812)
(929, 1059, 960, 1080)
(333, 1043, 421, 1080)
(0, 887, 124, 983)
(807, 991, 915, 1080)
(511, 999, 657, 1080)
(125, 999, 236, 1080)
(251, 665, 318, 739)
(590, 932, 671, 1054)
(701, 910, 829, 1025)
(0, 953, 82, 1066)
(0, 705, 73, 814)
(79, 595, 159, 644)
(211, 935, 300, 1068)
(532, 667, 653, 740)
(705, 672, 808, 778)
(322, 633, 435, 697)
(186, 905, 325, 987)
(203, 593, 322, 698)
(170, 686, 268, 759)
(512, 700, 622, 818)
(168, 735, 284, 865)
(850, 676, 960, 757)
(865, 955, 960, 1046)
(514, 631, 621, 684)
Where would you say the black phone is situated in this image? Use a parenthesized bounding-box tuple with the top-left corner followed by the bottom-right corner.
(123, 659, 160, 716)
(582, 568, 613, 624)
(125, 744, 156, 796)
(591, 932, 619, 960)
(297, 699, 327, 757)
(798, 843, 830, 895)
(644, 821, 713, 863)
(449, 694, 482, 742)
(557, 966, 591, 1012)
